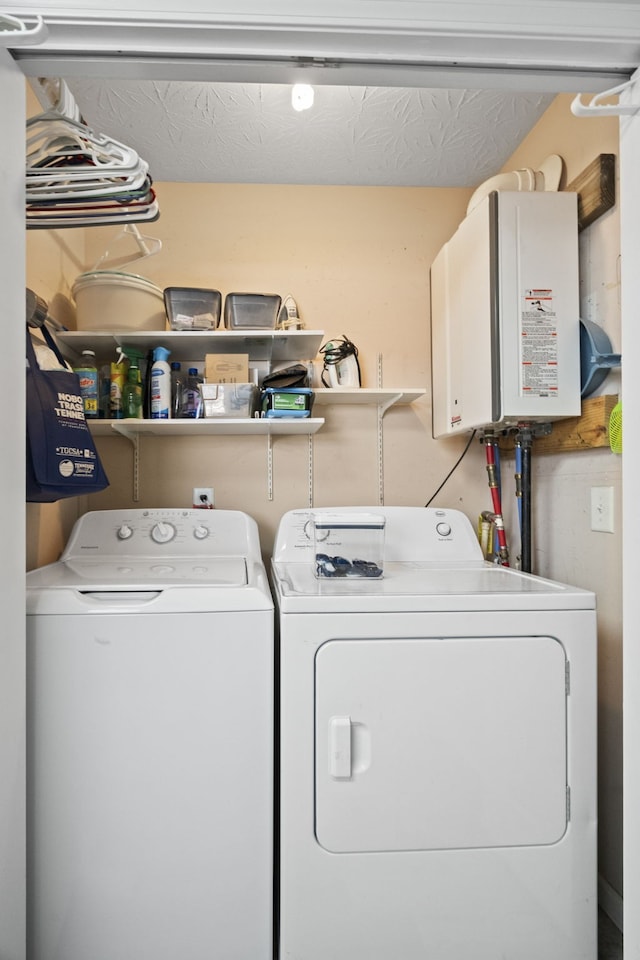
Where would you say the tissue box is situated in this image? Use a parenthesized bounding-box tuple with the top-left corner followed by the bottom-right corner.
(205, 354, 249, 383)
(313, 513, 385, 579)
(200, 383, 259, 419)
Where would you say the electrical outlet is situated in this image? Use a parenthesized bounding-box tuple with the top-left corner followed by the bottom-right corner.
(193, 487, 215, 509)
(590, 486, 614, 533)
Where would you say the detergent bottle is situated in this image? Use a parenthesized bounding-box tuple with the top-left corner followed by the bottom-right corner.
(150, 346, 171, 419)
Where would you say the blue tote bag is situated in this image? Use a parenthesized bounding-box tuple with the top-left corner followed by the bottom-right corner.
(26, 324, 109, 502)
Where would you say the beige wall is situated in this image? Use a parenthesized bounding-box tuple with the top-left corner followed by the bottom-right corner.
(501, 93, 623, 904)
(26, 88, 623, 904)
(81, 182, 490, 555)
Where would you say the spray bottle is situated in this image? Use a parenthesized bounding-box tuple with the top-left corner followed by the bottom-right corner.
(150, 346, 171, 419)
(120, 346, 145, 420)
(122, 359, 143, 419)
(109, 347, 129, 419)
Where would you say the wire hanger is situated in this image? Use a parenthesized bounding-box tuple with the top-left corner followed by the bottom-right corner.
(90, 224, 162, 272)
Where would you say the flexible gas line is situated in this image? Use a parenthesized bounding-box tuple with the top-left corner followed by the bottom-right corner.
(483, 433, 510, 566)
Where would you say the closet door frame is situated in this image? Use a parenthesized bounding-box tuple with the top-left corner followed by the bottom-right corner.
(0, 47, 26, 960)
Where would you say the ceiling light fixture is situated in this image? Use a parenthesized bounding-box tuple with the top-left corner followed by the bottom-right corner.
(291, 83, 314, 112)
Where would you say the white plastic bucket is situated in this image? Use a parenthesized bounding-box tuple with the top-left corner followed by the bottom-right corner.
(72, 270, 166, 332)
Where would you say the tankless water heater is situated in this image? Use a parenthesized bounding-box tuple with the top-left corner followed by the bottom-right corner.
(430, 190, 581, 438)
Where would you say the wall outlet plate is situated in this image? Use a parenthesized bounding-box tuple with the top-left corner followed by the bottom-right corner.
(193, 487, 215, 509)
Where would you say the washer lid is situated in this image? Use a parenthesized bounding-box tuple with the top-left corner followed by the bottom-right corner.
(271, 561, 596, 613)
(30, 556, 247, 589)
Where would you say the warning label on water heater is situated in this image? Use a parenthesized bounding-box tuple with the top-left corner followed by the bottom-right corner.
(520, 289, 559, 397)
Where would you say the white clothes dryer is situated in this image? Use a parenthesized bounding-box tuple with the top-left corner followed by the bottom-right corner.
(26, 508, 274, 960)
(271, 506, 597, 960)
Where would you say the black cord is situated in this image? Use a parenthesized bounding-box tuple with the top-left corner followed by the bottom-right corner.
(424, 429, 477, 507)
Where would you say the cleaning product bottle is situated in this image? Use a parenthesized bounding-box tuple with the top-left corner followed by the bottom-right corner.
(171, 361, 184, 418)
(73, 350, 99, 418)
(99, 364, 111, 419)
(122, 361, 143, 419)
(150, 346, 171, 419)
(142, 348, 154, 418)
(109, 348, 129, 419)
(78, 349, 99, 418)
(183, 367, 204, 418)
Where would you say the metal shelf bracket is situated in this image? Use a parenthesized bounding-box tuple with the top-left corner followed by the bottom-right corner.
(110, 427, 141, 502)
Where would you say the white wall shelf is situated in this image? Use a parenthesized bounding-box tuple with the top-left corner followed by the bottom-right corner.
(89, 417, 324, 438)
(74, 334, 424, 503)
(56, 329, 325, 364)
(313, 388, 425, 406)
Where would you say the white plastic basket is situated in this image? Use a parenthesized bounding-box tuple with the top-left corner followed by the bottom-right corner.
(72, 270, 166, 332)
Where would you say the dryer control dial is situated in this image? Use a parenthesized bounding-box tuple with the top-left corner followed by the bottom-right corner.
(150, 521, 176, 544)
(117, 524, 133, 541)
(436, 522, 452, 537)
(193, 525, 209, 540)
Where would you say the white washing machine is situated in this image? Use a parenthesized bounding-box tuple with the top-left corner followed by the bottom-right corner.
(26, 508, 274, 960)
(271, 506, 597, 960)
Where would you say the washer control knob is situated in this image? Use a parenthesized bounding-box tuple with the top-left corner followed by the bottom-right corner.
(436, 522, 452, 537)
(194, 525, 209, 540)
(150, 521, 176, 544)
(117, 524, 133, 541)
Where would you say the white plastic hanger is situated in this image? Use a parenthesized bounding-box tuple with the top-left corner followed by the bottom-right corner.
(25, 89, 160, 228)
(27, 114, 144, 178)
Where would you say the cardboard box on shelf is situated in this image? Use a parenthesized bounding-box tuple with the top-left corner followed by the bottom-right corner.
(205, 353, 249, 383)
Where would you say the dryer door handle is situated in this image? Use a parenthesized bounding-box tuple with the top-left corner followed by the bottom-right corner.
(329, 716, 352, 779)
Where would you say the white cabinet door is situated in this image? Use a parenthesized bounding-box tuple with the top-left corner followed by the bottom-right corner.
(316, 635, 567, 853)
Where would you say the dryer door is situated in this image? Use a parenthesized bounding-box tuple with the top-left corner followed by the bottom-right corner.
(315, 635, 568, 853)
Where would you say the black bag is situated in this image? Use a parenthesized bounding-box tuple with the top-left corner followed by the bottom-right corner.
(262, 363, 309, 389)
(26, 324, 109, 502)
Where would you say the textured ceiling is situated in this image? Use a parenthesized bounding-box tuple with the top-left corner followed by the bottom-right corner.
(63, 79, 555, 188)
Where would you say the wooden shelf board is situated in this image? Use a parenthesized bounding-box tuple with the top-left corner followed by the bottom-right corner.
(498, 394, 618, 453)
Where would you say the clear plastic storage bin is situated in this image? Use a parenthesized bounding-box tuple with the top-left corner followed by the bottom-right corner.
(200, 383, 259, 418)
(313, 513, 385, 579)
(224, 293, 282, 330)
(164, 287, 222, 330)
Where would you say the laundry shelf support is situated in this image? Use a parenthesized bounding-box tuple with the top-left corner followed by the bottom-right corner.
(571, 78, 640, 117)
(0, 13, 47, 45)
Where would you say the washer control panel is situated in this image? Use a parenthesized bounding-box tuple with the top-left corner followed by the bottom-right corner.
(273, 507, 484, 564)
(60, 509, 239, 560)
